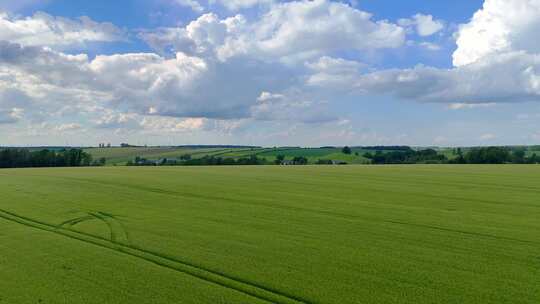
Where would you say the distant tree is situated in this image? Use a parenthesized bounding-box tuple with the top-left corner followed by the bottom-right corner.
(512, 149, 526, 164)
(275, 154, 285, 165)
(316, 159, 333, 165)
(292, 156, 308, 165)
(0, 148, 94, 168)
(529, 153, 539, 164)
(179, 154, 192, 161)
(342, 146, 352, 154)
(464, 147, 510, 164)
(81, 153, 93, 166)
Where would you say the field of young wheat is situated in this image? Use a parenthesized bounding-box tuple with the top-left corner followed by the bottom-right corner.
(0, 165, 538, 303)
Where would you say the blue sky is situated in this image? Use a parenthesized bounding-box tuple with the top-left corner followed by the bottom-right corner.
(1, 0, 540, 147)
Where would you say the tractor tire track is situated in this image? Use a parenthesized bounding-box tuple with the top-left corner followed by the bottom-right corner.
(59, 215, 96, 227)
(90, 212, 131, 245)
(97, 211, 132, 245)
(385, 220, 538, 245)
(0, 209, 312, 304)
(58, 212, 131, 246)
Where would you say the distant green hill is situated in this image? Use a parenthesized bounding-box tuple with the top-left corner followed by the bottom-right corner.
(84, 146, 397, 165)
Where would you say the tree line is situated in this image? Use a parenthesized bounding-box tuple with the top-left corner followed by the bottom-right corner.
(364, 148, 447, 164)
(0, 148, 105, 168)
(449, 147, 538, 164)
(127, 155, 268, 166)
(363, 147, 539, 164)
(126, 146, 540, 167)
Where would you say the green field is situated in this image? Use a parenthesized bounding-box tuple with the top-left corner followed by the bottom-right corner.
(84, 147, 230, 165)
(85, 147, 373, 165)
(1, 166, 539, 303)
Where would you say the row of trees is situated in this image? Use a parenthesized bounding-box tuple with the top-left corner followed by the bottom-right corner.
(273, 155, 308, 165)
(364, 149, 447, 164)
(0, 148, 105, 168)
(450, 147, 539, 164)
(363, 147, 539, 164)
(127, 155, 268, 166)
(127, 147, 539, 166)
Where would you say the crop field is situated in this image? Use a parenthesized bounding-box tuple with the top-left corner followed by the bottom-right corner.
(84, 147, 230, 165)
(85, 146, 376, 165)
(0, 165, 539, 303)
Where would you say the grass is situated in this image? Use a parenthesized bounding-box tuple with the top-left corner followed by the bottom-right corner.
(87, 147, 372, 165)
(84, 147, 228, 165)
(0, 165, 539, 303)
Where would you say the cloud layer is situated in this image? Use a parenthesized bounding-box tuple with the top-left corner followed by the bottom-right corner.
(0, 11, 125, 49)
(1, 0, 540, 145)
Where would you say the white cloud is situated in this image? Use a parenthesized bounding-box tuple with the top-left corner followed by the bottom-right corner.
(139, 13, 246, 61)
(358, 52, 540, 104)
(448, 103, 496, 110)
(251, 91, 337, 123)
(141, 0, 405, 62)
(174, 0, 205, 12)
(479, 133, 496, 141)
(306, 56, 364, 88)
(304, 1, 540, 106)
(55, 123, 82, 132)
(5, 0, 540, 146)
(399, 14, 444, 37)
(140, 116, 206, 132)
(253, 0, 405, 61)
(0, 107, 23, 124)
(0, 11, 125, 49)
(0, 41, 216, 121)
(418, 42, 441, 51)
(453, 0, 540, 67)
(209, 0, 274, 11)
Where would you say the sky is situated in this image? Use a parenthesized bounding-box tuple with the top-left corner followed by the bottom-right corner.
(1, 0, 540, 147)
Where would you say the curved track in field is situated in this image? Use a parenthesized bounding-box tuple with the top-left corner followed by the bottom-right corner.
(0, 208, 312, 304)
(59, 212, 131, 245)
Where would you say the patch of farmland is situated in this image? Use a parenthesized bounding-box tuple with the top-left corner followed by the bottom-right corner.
(0, 165, 539, 303)
(85, 147, 230, 164)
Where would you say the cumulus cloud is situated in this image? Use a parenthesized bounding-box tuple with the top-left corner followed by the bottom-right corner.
(209, 0, 274, 11)
(479, 133, 496, 141)
(318, 52, 540, 104)
(306, 56, 364, 88)
(0, 1, 404, 135)
(448, 103, 496, 110)
(453, 0, 540, 67)
(399, 14, 444, 37)
(139, 13, 246, 61)
(6, 0, 540, 145)
(55, 123, 82, 132)
(0, 11, 125, 49)
(303, 0, 540, 106)
(252, 0, 405, 61)
(251, 91, 338, 123)
(174, 0, 205, 12)
(141, 0, 406, 62)
(418, 41, 441, 51)
(0, 107, 23, 124)
(0, 41, 217, 116)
